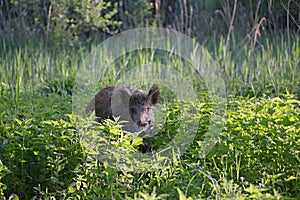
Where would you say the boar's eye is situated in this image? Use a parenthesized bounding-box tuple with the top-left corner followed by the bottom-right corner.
(146, 107, 151, 112)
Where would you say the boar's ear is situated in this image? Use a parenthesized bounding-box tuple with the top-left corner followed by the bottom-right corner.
(147, 85, 160, 105)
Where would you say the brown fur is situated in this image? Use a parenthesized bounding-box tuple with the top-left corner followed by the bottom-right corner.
(86, 85, 160, 135)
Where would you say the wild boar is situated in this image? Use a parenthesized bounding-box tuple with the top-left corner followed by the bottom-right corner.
(86, 85, 160, 136)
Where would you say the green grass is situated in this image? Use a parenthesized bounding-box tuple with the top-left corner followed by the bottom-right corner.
(0, 32, 300, 199)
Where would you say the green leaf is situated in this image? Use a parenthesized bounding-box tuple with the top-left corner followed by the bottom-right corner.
(8, 194, 19, 200)
(286, 176, 298, 181)
(177, 188, 193, 200)
(14, 118, 22, 126)
(287, 99, 300, 105)
(280, 117, 295, 126)
(68, 186, 76, 193)
(131, 138, 143, 147)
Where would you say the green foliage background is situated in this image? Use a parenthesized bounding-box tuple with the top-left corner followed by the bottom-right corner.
(1, 0, 299, 41)
(0, 0, 300, 199)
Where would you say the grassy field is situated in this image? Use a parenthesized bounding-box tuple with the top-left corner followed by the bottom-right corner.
(0, 32, 300, 199)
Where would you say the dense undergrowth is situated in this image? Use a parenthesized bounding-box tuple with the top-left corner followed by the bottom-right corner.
(0, 32, 300, 199)
(0, 81, 299, 199)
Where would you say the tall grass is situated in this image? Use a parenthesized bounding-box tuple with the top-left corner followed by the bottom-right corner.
(2, 31, 297, 135)
(204, 32, 300, 97)
(0, 39, 82, 113)
(1, 32, 299, 111)
(0, 32, 299, 199)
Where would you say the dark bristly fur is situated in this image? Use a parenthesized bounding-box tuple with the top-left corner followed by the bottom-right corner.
(86, 85, 160, 135)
